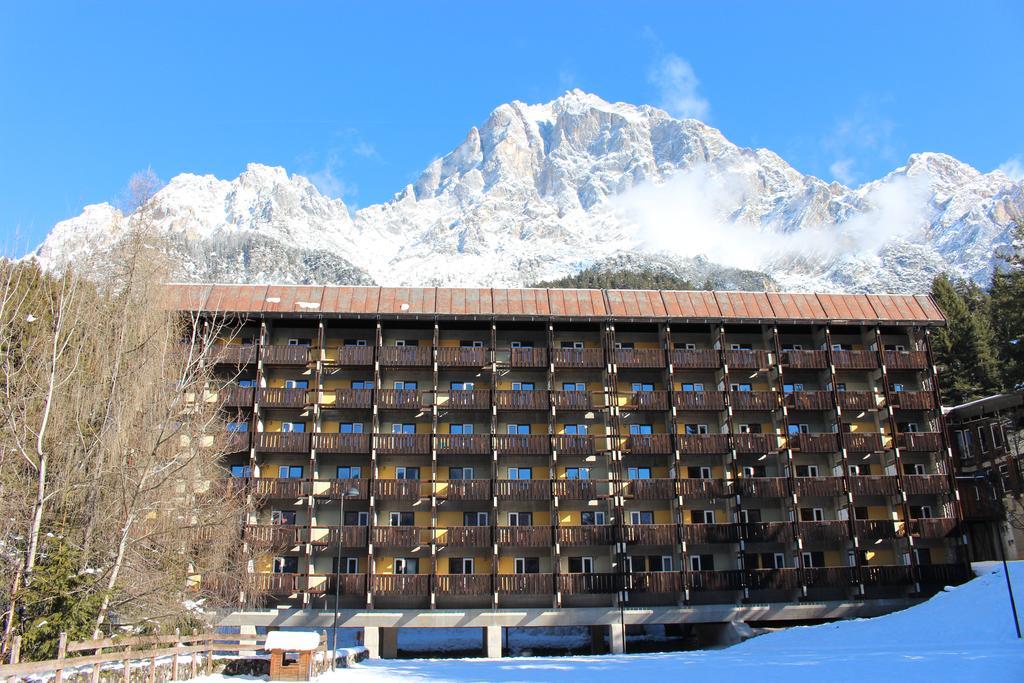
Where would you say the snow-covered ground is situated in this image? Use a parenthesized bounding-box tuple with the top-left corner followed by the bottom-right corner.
(196, 561, 1024, 682)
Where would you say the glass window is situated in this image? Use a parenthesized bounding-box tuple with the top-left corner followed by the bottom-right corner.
(392, 423, 416, 434)
(566, 467, 591, 480)
(227, 421, 248, 432)
(450, 424, 474, 435)
(567, 557, 594, 573)
(684, 424, 708, 435)
(511, 382, 535, 391)
(508, 467, 532, 480)
(343, 339, 367, 347)
(278, 465, 303, 479)
(238, 379, 257, 388)
(514, 557, 540, 574)
(230, 465, 251, 478)
(631, 382, 654, 392)
(449, 467, 474, 480)
(394, 380, 418, 390)
(564, 424, 588, 435)
(273, 556, 299, 573)
(630, 424, 653, 435)
(627, 466, 652, 480)
(682, 383, 704, 392)
(271, 510, 296, 525)
(281, 422, 305, 433)
(581, 511, 605, 525)
(630, 511, 655, 524)
(337, 466, 361, 479)
(508, 511, 533, 526)
(284, 379, 308, 389)
(507, 424, 531, 434)
(563, 382, 586, 392)
(396, 467, 420, 480)
(339, 423, 363, 433)
(344, 511, 369, 526)
(352, 380, 374, 389)
(389, 511, 414, 526)
(450, 381, 474, 391)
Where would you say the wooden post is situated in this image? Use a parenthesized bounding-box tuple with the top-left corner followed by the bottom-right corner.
(54, 632, 67, 683)
(90, 630, 102, 683)
(171, 628, 180, 681)
(148, 652, 157, 683)
(190, 629, 198, 679)
(122, 645, 131, 683)
(205, 634, 214, 675)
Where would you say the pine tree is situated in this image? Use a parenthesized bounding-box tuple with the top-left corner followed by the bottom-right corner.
(930, 274, 1001, 404)
(989, 220, 1024, 391)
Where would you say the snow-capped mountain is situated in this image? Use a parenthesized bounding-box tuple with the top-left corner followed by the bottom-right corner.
(32, 90, 1023, 292)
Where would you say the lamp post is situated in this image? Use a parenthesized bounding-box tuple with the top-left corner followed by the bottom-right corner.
(332, 484, 361, 667)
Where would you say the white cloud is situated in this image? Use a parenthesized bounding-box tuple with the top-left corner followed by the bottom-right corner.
(307, 151, 356, 202)
(648, 54, 709, 120)
(821, 105, 897, 186)
(829, 158, 856, 185)
(352, 141, 378, 159)
(998, 156, 1024, 181)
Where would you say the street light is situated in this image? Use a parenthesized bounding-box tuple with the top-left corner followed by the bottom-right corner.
(955, 472, 1021, 639)
(332, 484, 361, 667)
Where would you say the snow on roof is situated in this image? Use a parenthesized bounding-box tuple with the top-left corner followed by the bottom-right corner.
(264, 630, 321, 651)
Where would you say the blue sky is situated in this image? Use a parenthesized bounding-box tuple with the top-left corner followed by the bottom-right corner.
(2, 2, 1023, 252)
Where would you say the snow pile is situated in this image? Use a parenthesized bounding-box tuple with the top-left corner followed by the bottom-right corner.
(264, 631, 321, 651)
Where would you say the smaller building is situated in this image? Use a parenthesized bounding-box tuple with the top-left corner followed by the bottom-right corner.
(264, 630, 325, 681)
(945, 392, 1024, 561)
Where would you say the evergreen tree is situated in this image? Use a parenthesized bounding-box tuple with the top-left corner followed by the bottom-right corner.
(532, 267, 695, 290)
(930, 274, 1001, 404)
(989, 220, 1024, 390)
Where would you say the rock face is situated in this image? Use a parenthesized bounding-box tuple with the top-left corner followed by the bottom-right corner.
(32, 90, 1023, 292)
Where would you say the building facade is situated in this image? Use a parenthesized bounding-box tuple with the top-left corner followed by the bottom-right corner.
(170, 284, 970, 629)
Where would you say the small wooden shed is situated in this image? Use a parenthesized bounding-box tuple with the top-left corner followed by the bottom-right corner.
(265, 631, 323, 681)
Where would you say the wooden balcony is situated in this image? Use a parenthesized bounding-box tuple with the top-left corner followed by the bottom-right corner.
(725, 349, 770, 369)
(333, 388, 373, 409)
(854, 519, 904, 540)
(746, 568, 800, 590)
(551, 348, 604, 368)
(495, 525, 551, 546)
(624, 390, 670, 411)
(909, 517, 957, 538)
(211, 344, 257, 366)
(743, 521, 794, 543)
(788, 433, 839, 453)
(262, 345, 311, 365)
(884, 350, 929, 370)
(557, 525, 615, 546)
(785, 391, 833, 410)
(801, 566, 857, 587)
(679, 478, 729, 499)
(253, 432, 310, 452)
(622, 523, 678, 545)
(437, 526, 491, 547)
(494, 479, 551, 500)
(435, 574, 492, 595)
(794, 476, 846, 497)
(687, 569, 743, 591)
(960, 494, 1002, 520)
(733, 433, 781, 453)
(220, 386, 254, 408)
(629, 571, 681, 593)
(371, 527, 429, 547)
(890, 390, 936, 410)
(244, 524, 304, 547)
(781, 350, 828, 369)
(378, 345, 432, 366)
(254, 572, 301, 594)
(435, 433, 491, 455)
(551, 391, 596, 411)
(377, 388, 422, 410)
(313, 478, 369, 499)
(673, 391, 727, 411)
(309, 525, 368, 547)
(799, 520, 850, 544)
(614, 348, 665, 368)
(441, 479, 491, 500)
(918, 564, 971, 585)
(903, 474, 949, 496)
(313, 432, 370, 454)
(436, 347, 488, 367)
(373, 479, 424, 500)
(257, 387, 307, 408)
(734, 477, 789, 498)
(220, 432, 251, 453)
(333, 345, 374, 366)
(670, 348, 720, 369)
(848, 475, 900, 496)
(213, 477, 251, 497)
(507, 347, 548, 368)
(551, 434, 596, 455)
(675, 434, 731, 454)
(842, 432, 884, 453)
(371, 574, 429, 595)
(442, 390, 491, 410)
(683, 523, 740, 544)
(836, 391, 879, 411)
(625, 478, 678, 500)
(493, 434, 550, 455)
(832, 350, 878, 370)
(494, 390, 549, 411)
(730, 391, 777, 412)
(374, 433, 431, 454)
(315, 573, 367, 596)
(862, 564, 914, 586)
(496, 573, 552, 594)
(552, 479, 600, 499)
(619, 433, 670, 454)
(897, 432, 943, 451)
(558, 573, 619, 594)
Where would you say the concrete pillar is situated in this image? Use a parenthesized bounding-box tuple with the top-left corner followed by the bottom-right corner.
(608, 622, 625, 654)
(363, 627, 380, 659)
(483, 626, 503, 658)
(380, 627, 399, 659)
(239, 624, 259, 657)
(589, 625, 606, 654)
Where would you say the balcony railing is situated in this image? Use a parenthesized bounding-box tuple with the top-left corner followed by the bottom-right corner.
(902, 474, 949, 496)
(494, 479, 551, 500)
(333, 345, 374, 366)
(794, 476, 846, 497)
(220, 432, 251, 453)
(675, 434, 731, 454)
(371, 527, 429, 547)
(334, 388, 373, 409)
(781, 350, 828, 369)
(436, 347, 488, 367)
(918, 564, 971, 585)
(257, 387, 307, 408)
(802, 566, 857, 587)
(253, 432, 310, 453)
(625, 390, 670, 411)
(733, 433, 781, 453)
(625, 478, 678, 500)
(378, 345, 432, 367)
(496, 573, 552, 594)
(743, 521, 794, 543)
(244, 524, 304, 547)
(679, 478, 730, 499)
(854, 520, 904, 540)
(373, 479, 424, 500)
(552, 479, 600, 499)
(437, 526, 491, 547)
(832, 350, 878, 370)
(890, 391, 935, 410)
(262, 345, 311, 365)
(848, 475, 900, 496)
(673, 391, 727, 411)
(506, 347, 548, 368)
(551, 391, 596, 411)
(746, 568, 800, 590)
(551, 348, 604, 368)
(897, 432, 943, 451)
(788, 433, 839, 453)
(495, 526, 551, 546)
(220, 386, 254, 408)
(316, 573, 367, 596)
(308, 525, 368, 547)
(375, 433, 431, 454)
(725, 349, 770, 369)
(557, 525, 615, 546)
(211, 344, 257, 366)
(377, 389, 422, 410)
(441, 479, 491, 500)
(687, 570, 743, 591)
(799, 520, 850, 544)
(371, 574, 429, 595)
(254, 572, 301, 594)
(441, 390, 491, 410)
(628, 571, 682, 593)
(683, 523, 740, 544)
(313, 478, 369, 499)
(435, 574, 492, 595)
(842, 432, 885, 453)
(785, 391, 833, 410)
(313, 433, 370, 453)
(493, 434, 550, 455)
(884, 350, 928, 370)
(435, 434, 491, 455)
(909, 517, 957, 538)
(836, 391, 879, 411)
(615, 348, 665, 368)
(494, 390, 549, 411)
(622, 524, 678, 546)
(862, 564, 914, 586)
(626, 433, 675, 454)
(670, 349, 720, 369)
(551, 434, 596, 455)
(558, 573, 619, 594)
(730, 391, 776, 412)
(734, 477, 789, 498)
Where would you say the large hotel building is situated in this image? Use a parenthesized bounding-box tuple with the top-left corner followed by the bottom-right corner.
(170, 284, 970, 656)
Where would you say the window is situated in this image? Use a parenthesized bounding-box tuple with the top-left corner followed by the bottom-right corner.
(568, 557, 594, 573)
(681, 383, 704, 392)
(688, 466, 712, 479)
(344, 511, 369, 526)
(281, 422, 305, 433)
(581, 511, 606, 526)
(978, 427, 989, 453)
(392, 423, 415, 434)
(508, 511, 533, 526)
(333, 557, 359, 574)
(628, 466, 652, 480)
(742, 465, 766, 478)
(287, 338, 312, 347)
(910, 505, 933, 519)
(630, 424, 653, 435)
(449, 467, 474, 480)
(273, 556, 299, 573)
(737, 424, 762, 434)
(227, 421, 249, 432)
(913, 548, 933, 566)
(992, 424, 1005, 449)
(615, 341, 635, 349)
(514, 557, 540, 574)
(352, 380, 374, 389)
(339, 423, 363, 433)
(564, 424, 588, 435)
(511, 382, 535, 391)
(630, 511, 655, 524)
(394, 558, 419, 574)
(389, 511, 414, 526)
(450, 424, 474, 435)
(740, 508, 762, 523)
(562, 382, 586, 392)
(802, 551, 825, 568)
(848, 464, 864, 476)
(903, 463, 926, 476)
(730, 343, 753, 350)
(891, 383, 904, 393)
(565, 467, 591, 480)
(449, 558, 474, 574)
(278, 465, 303, 479)
(683, 343, 697, 351)
(631, 382, 654, 392)
(900, 422, 920, 433)
(508, 467, 532, 480)
(464, 511, 488, 526)
(238, 379, 257, 388)
(731, 383, 753, 392)
(690, 554, 714, 571)
(510, 341, 534, 349)
(835, 382, 847, 392)
(561, 340, 584, 349)
(691, 510, 716, 524)
(788, 424, 810, 434)
(656, 556, 673, 572)
(284, 379, 308, 389)
(459, 340, 484, 348)
(684, 423, 709, 435)
(795, 464, 819, 477)
(336, 466, 361, 479)
(393, 380, 418, 390)
(831, 343, 851, 352)
(343, 339, 367, 347)
(230, 464, 251, 478)
(396, 466, 420, 480)
(799, 507, 824, 522)
(271, 510, 297, 525)
(853, 506, 868, 520)
(783, 383, 804, 393)
(394, 339, 419, 347)
(782, 344, 804, 351)
(506, 424, 531, 435)
(450, 381, 475, 391)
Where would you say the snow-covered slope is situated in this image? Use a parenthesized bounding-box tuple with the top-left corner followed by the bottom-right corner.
(32, 91, 1023, 292)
